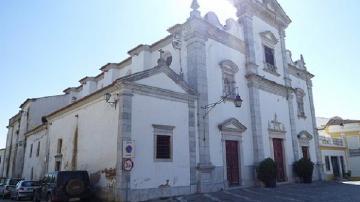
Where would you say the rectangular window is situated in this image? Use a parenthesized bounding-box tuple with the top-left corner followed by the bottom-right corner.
(325, 156, 331, 171)
(29, 144, 33, 158)
(264, 46, 275, 66)
(55, 161, 61, 171)
(156, 135, 171, 159)
(223, 73, 236, 98)
(57, 139, 63, 154)
(36, 141, 40, 157)
(153, 124, 174, 161)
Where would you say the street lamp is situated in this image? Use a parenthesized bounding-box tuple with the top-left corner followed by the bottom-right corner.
(104, 93, 119, 109)
(200, 89, 243, 142)
(202, 90, 243, 119)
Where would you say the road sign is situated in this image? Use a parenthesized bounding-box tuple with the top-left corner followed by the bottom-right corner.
(123, 140, 135, 158)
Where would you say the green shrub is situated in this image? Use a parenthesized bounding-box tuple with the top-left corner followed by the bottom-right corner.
(293, 158, 314, 183)
(257, 158, 277, 187)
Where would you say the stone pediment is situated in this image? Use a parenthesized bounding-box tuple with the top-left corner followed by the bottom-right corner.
(297, 131, 313, 141)
(117, 65, 196, 95)
(218, 118, 247, 133)
(260, 31, 278, 46)
(297, 131, 313, 146)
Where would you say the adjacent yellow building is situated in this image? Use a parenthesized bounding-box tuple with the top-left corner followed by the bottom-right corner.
(317, 117, 360, 180)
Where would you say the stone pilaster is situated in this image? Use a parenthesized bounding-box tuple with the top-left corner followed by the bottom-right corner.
(306, 80, 324, 180)
(279, 29, 299, 161)
(238, 9, 264, 164)
(116, 90, 133, 202)
(188, 102, 197, 192)
(184, 20, 216, 192)
(3, 126, 13, 177)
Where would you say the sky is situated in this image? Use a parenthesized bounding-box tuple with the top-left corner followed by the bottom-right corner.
(0, 0, 359, 148)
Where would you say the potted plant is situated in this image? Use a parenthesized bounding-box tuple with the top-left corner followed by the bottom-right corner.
(293, 158, 314, 183)
(257, 158, 277, 188)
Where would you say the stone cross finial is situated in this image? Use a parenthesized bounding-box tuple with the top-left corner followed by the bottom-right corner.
(157, 49, 166, 66)
(191, 0, 200, 10)
(190, 0, 201, 18)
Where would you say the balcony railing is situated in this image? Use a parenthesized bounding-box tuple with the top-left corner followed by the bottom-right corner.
(349, 149, 360, 157)
(319, 136, 345, 147)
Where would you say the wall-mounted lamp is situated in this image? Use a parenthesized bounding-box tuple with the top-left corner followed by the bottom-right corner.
(200, 88, 243, 142)
(202, 89, 243, 119)
(104, 93, 119, 109)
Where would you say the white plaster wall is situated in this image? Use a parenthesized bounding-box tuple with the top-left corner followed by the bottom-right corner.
(290, 75, 318, 161)
(328, 123, 360, 134)
(103, 69, 120, 87)
(252, 16, 284, 84)
(96, 76, 105, 90)
(349, 156, 360, 177)
(135, 73, 186, 94)
(28, 95, 70, 131)
(47, 96, 118, 189)
(81, 81, 97, 97)
(23, 129, 47, 180)
(0, 149, 5, 177)
(131, 94, 190, 189)
(258, 91, 294, 167)
(205, 39, 253, 167)
(7, 120, 20, 178)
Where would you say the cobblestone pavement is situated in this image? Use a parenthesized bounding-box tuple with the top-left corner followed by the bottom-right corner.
(147, 181, 360, 202)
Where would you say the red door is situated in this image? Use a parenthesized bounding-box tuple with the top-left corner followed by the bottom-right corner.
(273, 138, 286, 182)
(226, 141, 240, 186)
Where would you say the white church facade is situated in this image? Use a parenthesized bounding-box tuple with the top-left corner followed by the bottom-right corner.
(2, 0, 323, 201)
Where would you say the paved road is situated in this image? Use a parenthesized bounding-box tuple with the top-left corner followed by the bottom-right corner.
(147, 181, 360, 202)
(0, 181, 359, 202)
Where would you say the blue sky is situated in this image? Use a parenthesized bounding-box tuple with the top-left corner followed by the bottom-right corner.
(0, 0, 359, 148)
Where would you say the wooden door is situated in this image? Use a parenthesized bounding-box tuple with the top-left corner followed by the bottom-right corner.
(331, 156, 340, 177)
(226, 141, 240, 186)
(273, 138, 286, 182)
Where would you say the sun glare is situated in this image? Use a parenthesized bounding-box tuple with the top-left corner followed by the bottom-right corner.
(199, 0, 237, 22)
(174, 0, 237, 23)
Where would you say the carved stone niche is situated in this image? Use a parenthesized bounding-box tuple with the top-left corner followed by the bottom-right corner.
(218, 118, 247, 134)
(260, 31, 279, 47)
(268, 113, 286, 139)
(297, 131, 313, 147)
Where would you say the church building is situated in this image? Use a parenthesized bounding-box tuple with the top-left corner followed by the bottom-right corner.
(2, 0, 323, 201)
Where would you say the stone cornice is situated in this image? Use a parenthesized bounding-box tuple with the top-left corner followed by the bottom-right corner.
(246, 73, 293, 97)
(47, 83, 119, 121)
(175, 18, 246, 54)
(25, 124, 47, 137)
(288, 64, 314, 81)
(235, 0, 291, 29)
(120, 82, 197, 104)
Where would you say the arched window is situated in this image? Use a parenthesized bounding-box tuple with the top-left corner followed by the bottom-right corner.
(295, 88, 306, 118)
(219, 60, 239, 99)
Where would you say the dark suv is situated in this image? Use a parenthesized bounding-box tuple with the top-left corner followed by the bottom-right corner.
(33, 171, 92, 202)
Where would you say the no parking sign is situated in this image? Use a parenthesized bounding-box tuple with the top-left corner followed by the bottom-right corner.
(123, 140, 135, 158)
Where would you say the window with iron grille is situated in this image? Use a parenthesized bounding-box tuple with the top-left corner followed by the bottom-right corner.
(57, 139, 63, 154)
(156, 135, 171, 159)
(153, 124, 174, 161)
(29, 144, 33, 158)
(36, 141, 40, 157)
(219, 60, 239, 99)
(264, 46, 275, 66)
(295, 88, 306, 118)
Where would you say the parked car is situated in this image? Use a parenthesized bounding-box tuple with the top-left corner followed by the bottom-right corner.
(0, 178, 23, 198)
(10, 180, 40, 200)
(33, 171, 93, 202)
